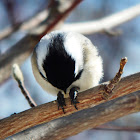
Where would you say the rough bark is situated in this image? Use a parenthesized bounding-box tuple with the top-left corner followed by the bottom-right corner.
(6, 92, 140, 140)
(0, 72, 140, 139)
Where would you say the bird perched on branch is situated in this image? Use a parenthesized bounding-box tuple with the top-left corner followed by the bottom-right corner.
(31, 31, 103, 113)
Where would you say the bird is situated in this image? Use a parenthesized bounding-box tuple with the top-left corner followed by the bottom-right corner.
(31, 30, 103, 113)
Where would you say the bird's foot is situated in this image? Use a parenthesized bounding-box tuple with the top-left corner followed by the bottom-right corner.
(57, 91, 66, 113)
(69, 87, 80, 110)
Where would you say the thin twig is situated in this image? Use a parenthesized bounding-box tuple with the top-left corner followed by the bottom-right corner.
(102, 57, 127, 99)
(12, 64, 37, 107)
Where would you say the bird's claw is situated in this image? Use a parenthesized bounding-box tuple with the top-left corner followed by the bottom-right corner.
(57, 91, 66, 113)
(69, 87, 80, 110)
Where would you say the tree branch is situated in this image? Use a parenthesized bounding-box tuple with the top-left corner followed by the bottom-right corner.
(102, 57, 127, 99)
(61, 4, 140, 34)
(5, 91, 140, 140)
(0, 72, 140, 139)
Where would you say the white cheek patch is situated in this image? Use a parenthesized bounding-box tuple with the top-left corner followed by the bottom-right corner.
(36, 54, 46, 78)
(35, 35, 51, 78)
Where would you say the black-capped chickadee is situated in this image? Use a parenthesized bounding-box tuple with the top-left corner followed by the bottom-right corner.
(31, 31, 103, 113)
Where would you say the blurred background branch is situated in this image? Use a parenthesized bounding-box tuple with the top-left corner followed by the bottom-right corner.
(0, 0, 49, 40)
(61, 4, 140, 34)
